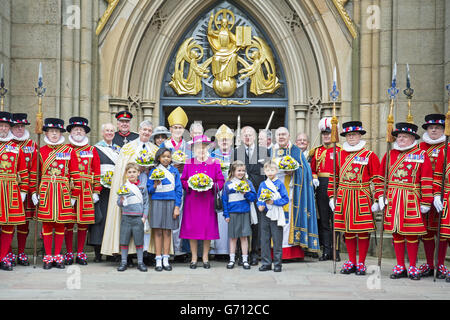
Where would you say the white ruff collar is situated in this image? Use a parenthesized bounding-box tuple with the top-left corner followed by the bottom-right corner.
(13, 129, 30, 142)
(343, 140, 366, 152)
(393, 140, 418, 151)
(422, 132, 445, 145)
(44, 135, 65, 146)
(0, 131, 14, 142)
(69, 135, 89, 146)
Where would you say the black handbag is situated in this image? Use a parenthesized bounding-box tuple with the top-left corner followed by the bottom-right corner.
(214, 183, 223, 211)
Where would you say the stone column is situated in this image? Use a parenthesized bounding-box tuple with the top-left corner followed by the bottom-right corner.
(0, 0, 11, 110)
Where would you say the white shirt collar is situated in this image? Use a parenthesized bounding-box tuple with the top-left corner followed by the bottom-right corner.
(44, 135, 65, 146)
(422, 132, 445, 145)
(343, 140, 366, 152)
(0, 131, 15, 142)
(69, 135, 89, 147)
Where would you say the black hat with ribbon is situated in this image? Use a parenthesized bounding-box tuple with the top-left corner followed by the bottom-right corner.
(43, 118, 66, 132)
(340, 121, 366, 137)
(12, 113, 30, 126)
(66, 116, 90, 134)
(392, 122, 420, 140)
(0, 111, 12, 124)
(422, 114, 445, 130)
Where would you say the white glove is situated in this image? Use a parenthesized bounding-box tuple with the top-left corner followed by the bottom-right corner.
(420, 205, 430, 214)
(20, 192, 27, 202)
(31, 193, 39, 206)
(71, 199, 76, 206)
(371, 202, 380, 212)
(329, 198, 335, 212)
(434, 195, 444, 212)
(378, 196, 386, 211)
(93, 193, 100, 204)
(313, 179, 320, 188)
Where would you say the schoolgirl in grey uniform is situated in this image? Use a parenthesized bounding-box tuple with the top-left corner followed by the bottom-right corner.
(117, 162, 149, 272)
(147, 148, 182, 271)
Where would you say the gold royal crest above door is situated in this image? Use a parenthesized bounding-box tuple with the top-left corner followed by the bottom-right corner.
(169, 8, 281, 98)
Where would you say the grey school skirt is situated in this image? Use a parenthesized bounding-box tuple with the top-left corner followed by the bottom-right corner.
(228, 212, 252, 238)
(150, 199, 179, 230)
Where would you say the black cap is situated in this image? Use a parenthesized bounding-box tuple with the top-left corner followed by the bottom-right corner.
(66, 116, 90, 134)
(340, 121, 366, 137)
(43, 118, 66, 132)
(392, 122, 420, 140)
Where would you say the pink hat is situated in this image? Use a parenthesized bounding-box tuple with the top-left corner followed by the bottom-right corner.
(188, 135, 214, 146)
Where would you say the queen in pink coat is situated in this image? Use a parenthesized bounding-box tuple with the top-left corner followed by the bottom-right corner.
(180, 135, 225, 268)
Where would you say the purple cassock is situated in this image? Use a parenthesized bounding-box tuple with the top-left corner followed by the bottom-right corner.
(179, 157, 225, 240)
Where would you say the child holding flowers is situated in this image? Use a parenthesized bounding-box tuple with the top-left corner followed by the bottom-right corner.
(116, 162, 149, 272)
(257, 160, 289, 272)
(222, 160, 257, 270)
(147, 148, 182, 271)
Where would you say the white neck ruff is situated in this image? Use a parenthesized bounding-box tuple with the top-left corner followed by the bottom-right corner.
(69, 135, 89, 146)
(44, 135, 65, 146)
(343, 140, 366, 152)
(0, 131, 14, 142)
(422, 131, 445, 145)
(393, 140, 418, 151)
(13, 129, 30, 142)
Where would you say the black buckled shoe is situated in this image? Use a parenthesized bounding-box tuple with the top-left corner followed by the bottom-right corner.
(117, 263, 127, 272)
(273, 265, 282, 272)
(155, 265, 163, 272)
(227, 261, 235, 269)
(243, 262, 251, 270)
(137, 263, 148, 272)
(163, 263, 172, 271)
(259, 264, 272, 271)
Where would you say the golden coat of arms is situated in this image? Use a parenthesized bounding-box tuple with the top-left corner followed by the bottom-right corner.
(169, 9, 281, 98)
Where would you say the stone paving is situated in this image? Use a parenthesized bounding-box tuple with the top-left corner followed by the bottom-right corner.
(0, 254, 449, 300)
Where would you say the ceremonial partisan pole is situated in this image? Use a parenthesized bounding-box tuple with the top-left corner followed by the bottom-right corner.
(236, 115, 241, 147)
(377, 62, 398, 269)
(0, 64, 7, 112)
(33, 62, 45, 266)
(404, 64, 414, 124)
(330, 67, 339, 274)
(434, 83, 450, 282)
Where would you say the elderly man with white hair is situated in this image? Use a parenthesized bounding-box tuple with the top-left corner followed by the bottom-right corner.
(88, 123, 121, 262)
(272, 127, 319, 261)
(102, 120, 158, 258)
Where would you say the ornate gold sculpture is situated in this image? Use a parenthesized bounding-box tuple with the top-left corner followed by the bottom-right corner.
(96, 0, 120, 36)
(170, 8, 281, 97)
(332, 0, 357, 39)
(198, 99, 250, 106)
(169, 38, 210, 95)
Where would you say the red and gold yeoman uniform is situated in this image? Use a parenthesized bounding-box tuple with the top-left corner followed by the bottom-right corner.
(70, 144, 101, 224)
(0, 141, 29, 225)
(15, 138, 37, 219)
(328, 146, 383, 232)
(310, 144, 341, 179)
(380, 145, 433, 235)
(30, 144, 78, 223)
(433, 144, 450, 239)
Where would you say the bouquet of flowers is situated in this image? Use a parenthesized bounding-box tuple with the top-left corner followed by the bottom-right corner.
(278, 155, 300, 171)
(100, 171, 114, 188)
(188, 173, 214, 192)
(235, 180, 250, 193)
(117, 185, 131, 196)
(258, 188, 273, 202)
(172, 150, 187, 164)
(150, 168, 165, 180)
(219, 160, 230, 175)
(135, 149, 154, 167)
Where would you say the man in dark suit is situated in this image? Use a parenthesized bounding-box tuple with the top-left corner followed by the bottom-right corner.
(232, 126, 269, 265)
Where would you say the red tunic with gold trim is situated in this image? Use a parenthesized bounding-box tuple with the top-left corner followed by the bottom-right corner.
(70, 144, 101, 224)
(310, 144, 341, 179)
(328, 144, 383, 233)
(14, 138, 37, 219)
(432, 143, 450, 239)
(419, 140, 445, 231)
(30, 144, 78, 223)
(0, 140, 29, 225)
(380, 145, 433, 235)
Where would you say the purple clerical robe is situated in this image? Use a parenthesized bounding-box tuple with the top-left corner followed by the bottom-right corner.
(180, 157, 225, 240)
